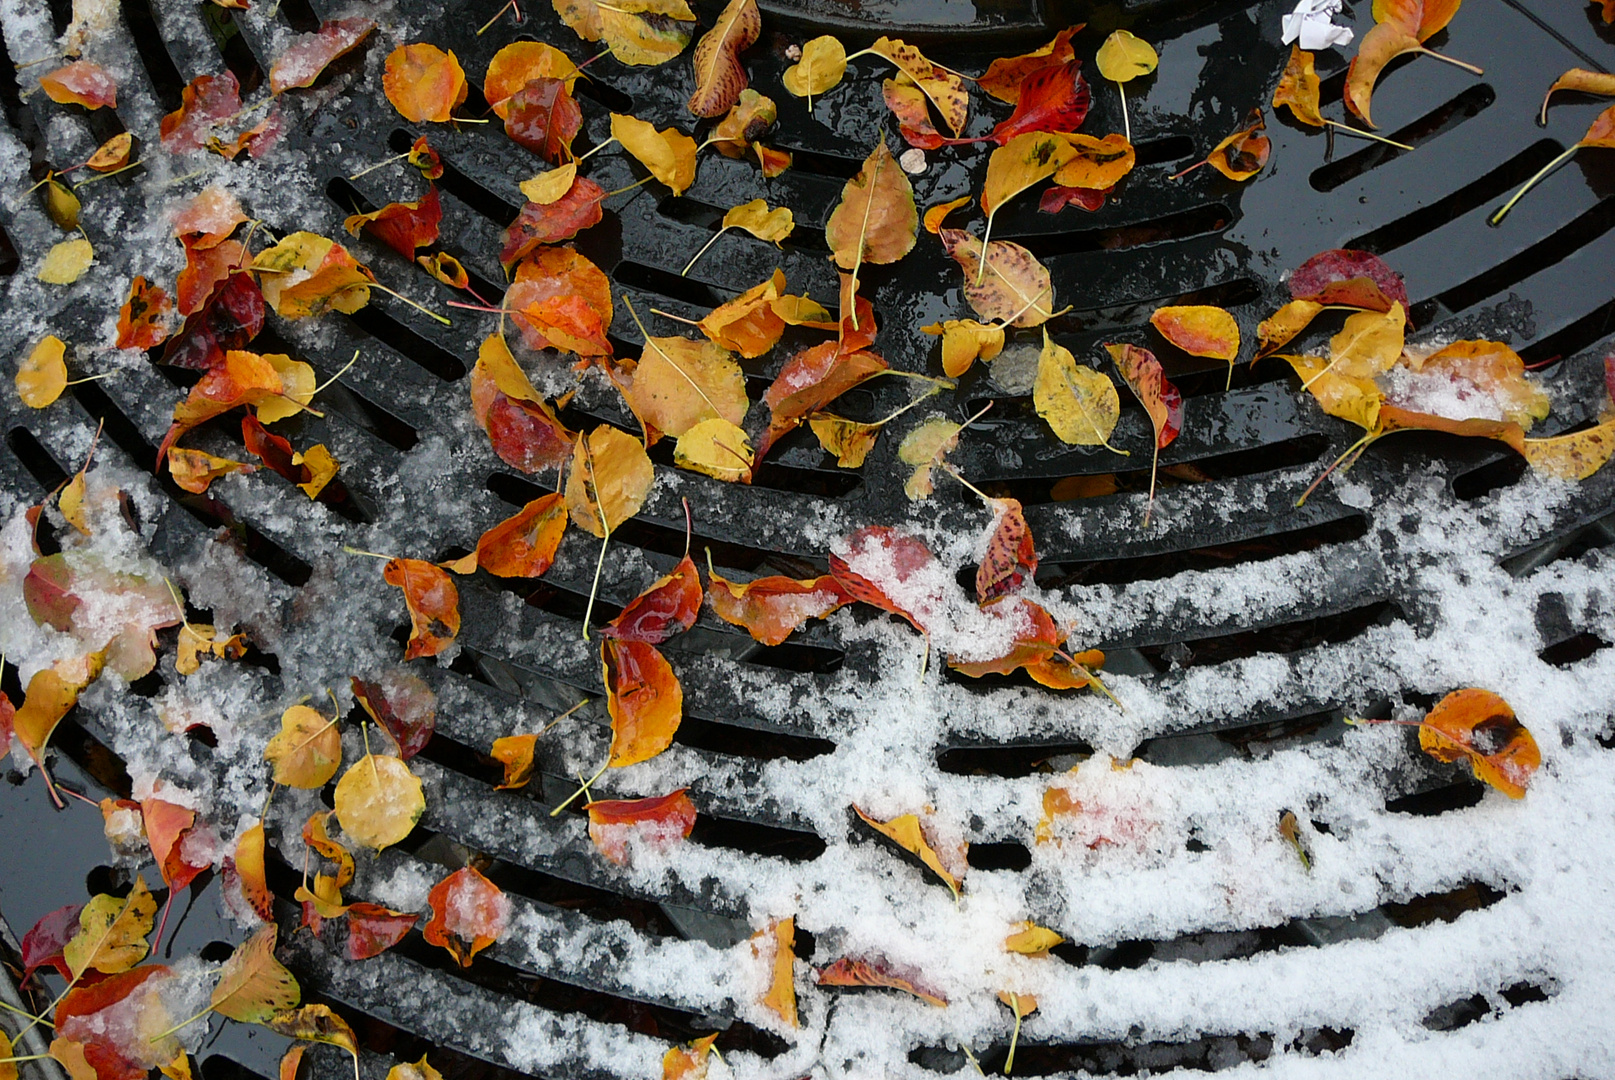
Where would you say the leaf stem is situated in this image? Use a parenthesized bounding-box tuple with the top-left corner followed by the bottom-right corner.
(974, 212, 994, 287)
(871, 383, 944, 426)
(366, 283, 451, 325)
(150, 1004, 215, 1042)
(348, 152, 410, 181)
(1142, 439, 1159, 528)
(1322, 119, 1413, 152)
(1414, 46, 1482, 76)
(540, 698, 592, 736)
(1118, 80, 1130, 144)
(476, 0, 516, 36)
(312, 349, 362, 394)
(550, 759, 608, 816)
(648, 308, 702, 327)
(681, 226, 729, 276)
(70, 160, 145, 189)
(575, 137, 617, 164)
(0, 1000, 46, 1025)
(1168, 158, 1208, 181)
(601, 175, 653, 199)
(579, 435, 609, 642)
(1004, 994, 1023, 1075)
(1490, 145, 1579, 226)
(1295, 429, 1377, 506)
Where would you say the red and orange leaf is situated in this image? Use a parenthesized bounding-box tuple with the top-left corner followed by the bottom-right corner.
(269, 18, 376, 95)
(976, 497, 1036, 603)
(242, 414, 313, 489)
(382, 558, 460, 660)
(698, 269, 789, 358)
(40, 61, 117, 109)
(157, 349, 285, 462)
(491, 734, 540, 790)
(756, 342, 888, 462)
(504, 78, 583, 164)
(477, 493, 569, 578)
(343, 187, 442, 260)
(1289, 248, 1410, 314)
(507, 246, 613, 355)
(175, 238, 245, 315)
(706, 567, 850, 646)
(251, 233, 376, 320)
(989, 59, 1090, 144)
(1205, 108, 1269, 181)
(600, 555, 702, 644)
(417, 252, 470, 290)
(344, 903, 417, 960)
(408, 137, 444, 179)
(815, 956, 947, 1007)
(172, 187, 246, 249)
(351, 670, 436, 759)
(383, 44, 468, 123)
(602, 639, 682, 767)
(116, 277, 172, 350)
(1417, 688, 1540, 799)
(166, 265, 262, 368)
(86, 132, 133, 172)
(469, 336, 576, 473)
(500, 176, 606, 267)
(828, 525, 935, 632)
(167, 449, 252, 494)
(586, 788, 697, 864)
(1106, 343, 1182, 450)
(485, 41, 579, 116)
(979, 26, 1081, 103)
(142, 798, 209, 892)
(160, 72, 242, 152)
(1039, 183, 1113, 213)
(1150, 305, 1240, 361)
(947, 599, 1097, 691)
(423, 867, 508, 967)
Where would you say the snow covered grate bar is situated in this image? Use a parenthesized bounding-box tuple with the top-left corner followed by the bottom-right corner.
(3, 0, 1615, 1078)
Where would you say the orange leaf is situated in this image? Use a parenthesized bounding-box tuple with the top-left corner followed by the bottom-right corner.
(485, 42, 579, 117)
(13, 657, 103, 782)
(586, 788, 697, 864)
(417, 252, 470, 290)
(978, 26, 1081, 103)
(1417, 688, 1540, 799)
(500, 176, 606, 267)
(1205, 107, 1269, 181)
(815, 956, 947, 1007)
(142, 797, 208, 891)
(753, 916, 797, 1028)
(1343, 23, 1422, 128)
(686, 0, 760, 117)
(382, 558, 460, 660)
(662, 1034, 720, 1080)
(976, 497, 1036, 603)
(157, 350, 286, 463)
(344, 903, 418, 960)
(269, 18, 376, 95)
(41, 61, 116, 109)
(231, 822, 273, 920)
(115, 276, 172, 350)
(86, 132, 133, 172)
(423, 867, 508, 967)
(160, 72, 242, 152)
(477, 493, 568, 578)
(756, 342, 888, 462)
(1151, 305, 1240, 361)
(383, 44, 468, 123)
(252, 232, 375, 320)
(852, 805, 965, 898)
(601, 555, 702, 644)
(828, 525, 935, 633)
(490, 734, 540, 790)
(174, 241, 247, 318)
(1273, 45, 1323, 127)
(172, 187, 246, 249)
(697, 269, 788, 358)
(506, 246, 613, 355)
(343, 188, 442, 260)
(706, 567, 850, 646)
(602, 639, 682, 767)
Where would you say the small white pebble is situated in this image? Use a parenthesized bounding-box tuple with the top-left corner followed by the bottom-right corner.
(785, 43, 802, 61)
(899, 148, 927, 174)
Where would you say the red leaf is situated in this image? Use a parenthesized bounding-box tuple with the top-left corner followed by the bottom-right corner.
(1289, 248, 1410, 317)
(485, 395, 576, 473)
(268, 18, 376, 95)
(600, 555, 702, 644)
(160, 72, 242, 152)
(162, 270, 264, 370)
(142, 798, 208, 892)
(990, 59, 1090, 144)
(56, 966, 171, 1036)
(242, 415, 310, 486)
(350, 670, 436, 759)
(383, 558, 460, 660)
(0, 690, 13, 769)
(1039, 183, 1112, 214)
(499, 176, 605, 267)
(815, 956, 947, 1006)
(23, 553, 81, 630)
(344, 902, 418, 959)
(504, 77, 583, 165)
(586, 789, 697, 865)
(976, 498, 1036, 603)
(423, 867, 508, 967)
(829, 525, 935, 632)
(706, 569, 851, 646)
(20, 903, 82, 984)
(344, 187, 442, 259)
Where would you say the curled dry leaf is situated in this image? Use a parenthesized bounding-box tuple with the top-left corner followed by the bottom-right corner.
(142, 797, 209, 891)
(500, 175, 606, 267)
(1417, 688, 1540, 798)
(697, 269, 789, 358)
(896, 416, 964, 501)
(1343, 23, 1423, 128)
(611, 113, 699, 194)
(710, 88, 778, 156)
(616, 334, 748, 439)
(269, 18, 375, 95)
(808, 414, 881, 468)
(41, 60, 117, 109)
(352, 670, 436, 760)
(492, 734, 540, 790)
(417, 252, 470, 290)
(1273, 45, 1324, 127)
(586, 788, 697, 864)
(852, 805, 965, 898)
(976, 497, 1036, 603)
(602, 638, 683, 766)
(264, 1004, 360, 1080)
(1034, 330, 1124, 451)
(17, 335, 68, 408)
(675, 418, 754, 481)
(383, 44, 467, 122)
(706, 565, 849, 645)
(601, 555, 702, 644)
(117, 276, 173, 350)
(1053, 132, 1135, 191)
(782, 35, 847, 98)
(210, 926, 301, 1024)
(476, 493, 568, 578)
(826, 138, 918, 272)
(87, 131, 133, 172)
(816, 956, 948, 1007)
(687, 0, 760, 117)
(175, 622, 247, 675)
(333, 751, 425, 851)
(343, 187, 442, 260)
(1107, 342, 1182, 526)
(1205, 108, 1270, 181)
(382, 558, 460, 660)
(161, 72, 242, 152)
(1541, 68, 1615, 125)
(424, 867, 509, 966)
(922, 319, 1004, 378)
(566, 425, 655, 538)
(168, 449, 253, 494)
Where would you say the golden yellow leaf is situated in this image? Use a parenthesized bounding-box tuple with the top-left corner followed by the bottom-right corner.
(1050, 132, 1136, 191)
(17, 335, 68, 408)
(809, 415, 881, 468)
(263, 704, 341, 789)
(1521, 416, 1615, 480)
(252, 232, 373, 319)
(519, 162, 578, 205)
(39, 238, 94, 284)
(265, 1004, 360, 1079)
(63, 876, 156, 976)
(610, 113, 698, 195)
(897, 416, 963, 501)
(674, 417, 753, 482)
(1095, 30, 1158, 82)
(46, 177, 81, 230)
(293, 444, 338, 499)
(1034, 330, 1124, 450)
(598, 0, 697, 66)
(1004, 921, 1064, 956)
(782, 36, 847, 99)
(566, 425, 655, 538)
(618, 335, 748, 438)
(1273, 45, 1323, 127)
(168, 448, 253, 494)
(256, 354, 316, 424)
(1327, 302, 1405, 379)
(722, 198, 793, 243)
(383, 1055, 441, 1080)
(826, 138, 917, 271)
(868, 37, 967, 137)
(755, 916, 798, 1028)
(853, 806, 965, 898)
(921, 319, 1004, 378)
(982, 132, 1076, 218)
(1282, 354, 1383, 431)
(1256, 299, 1325, 358)
(333, 753, 425, 851)
(59, 467, 89, 535)
(175, 623, 246, 676)
(211, 925, 301, 1023)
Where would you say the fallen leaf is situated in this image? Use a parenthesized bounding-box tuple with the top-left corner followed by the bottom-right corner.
(504, 78, 583, 164)
(172, 187, 245, 250)
(492, 734, 541, 789)
(116, 277, 172, 350)
(14, 658, 104, 783)
(1273, 44, 1324, 126)
(976, 498, 1037, 603)
(485, 41, 579, 117)
(63, 878, 156, 976)
(1343, 23, 1423, 127)
(808, 414, 881, 467)
(1417, 688, 1539, 798)
(423, 867, 509, 966)
(54, 963, 179, 1074)
(39, 238, 94, 285)
(333, 751, 425, 850)
(380, 1055, 439, 1080)
(1373, 0, 1462, 39)
(1541, 67, 1615, 125)
(1408, 339, 1548, 428)
(231, 823, 273, 921)
(554, 0, 698, 65)
(896, 416, 964, 501)
(383, 43, 467, 122)
(1096, 30, 1158, 83)
(755, 917, 798, 1027)
(343, 187, 442, 260)
(506, 244, 613, 355)
(868, 37, 967, 137)
(979, 26, 1081, 103)
(142, 797, 209, 892)
(165, 268, 263, 368)
(17, 335, 68, 408)
(160, 72, 241, 152)
(696, 269, 789, 358)
(1051, 132, 1135, 191)
(500, 175, 606, 267)
(1152, 305, 1240, 361)
(175, 622, 247, 675)
(687, 0, 760, 116)
(1291, 248, 1410, 314)
(1279, 809, 1313, 870)
(344, 904, 417, 960)
(469, 334, 577, 473)
(616, 334, 748, 439)
(264, 1004, 359, 1080)
(1205, 107, 1270, 181)
(382, 558, 460, 660)
(417, 252, 470, 290)
(1004, 921, 1064, 956)
(408, 136, 444, 178)
(937, 228, 1055, 328)
(826, 138, 918, 272)
(21, 903, 84, 985)
(601, 555, 702, 643)
(602, 638, 682, 766)
(883, 73, 947, 150)
(44, 174, 80, 230)
(252, 232, 375, 320)
(990, 59, 1091, 144)
(829, 525, 935, 632)
(269, 18, 375, 94)
(853, 805, 965, 897)
(610, 113, 698, 194)
(1106, 342, 1182, 525)
(87, 132, 133, 171)
(476, 493, 568, 578)
(1256, 299, 1326, 359)
(1034, 329, 1124, 451)
(210, 926, 301, 1024)
(586, 788, 697, 864)
(782, 35, 847, 98)
(706, 565, 849, 645)
(566, 425, 656, 538)
(662, 1035, 719, 1080)
(1325, 302, 1406, 379)
(982, 132, 1077, 221)
(674, 418, 754, 481)
(710, 88, 777, 157)
(352, 670, 436, 759)
(921, 319, 1004, 379)
(1282, 354, 1383, 431)
(278, 1047, 304, 1080)
(1495, 104, 1615, 223)
(1520, 416, 1615, 480)
(756, 342, 888, 461)
(816, 956, 947, 1006)
(41, 60, 117, 109)
(167, 448, 253, 494)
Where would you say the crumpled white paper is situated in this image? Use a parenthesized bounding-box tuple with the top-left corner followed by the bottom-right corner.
(1282, 0, 1355, 50)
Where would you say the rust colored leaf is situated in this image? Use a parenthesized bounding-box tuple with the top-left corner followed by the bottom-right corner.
(491, 734, 540, 789)
(269, 18, 375, 94)
(602, 638, 682, 767)
(1290, 248, 1410, 313)
(470, 335, 577, 474)
(829, 525, 935, 632)
(417, 252, 470, 290)
(252, 232, 375, 320)
(1417, 688, 1540, 798)
(507, 245, 613, 355)
(477, 493, 568, 578)
(754, 917, 798, 1028)
(698, 269, 788, 358)
(1206, 107, 1270, 181)
(979, 26, 1081, 103)
(344, 904, 417, 960)
(950, 599, 1103, 690)
(706, 565, 850, 646)
(116, 276, 172, 350)
(1273, 45, 1324, 127)
(976, 498, 1036, 602)
(504, 78, 583, 164)
(756, 341, 888, 462)
(869, 37, 967, 137)
(1343, 23, 1422, 128)
(41, 61, 117, 109)
(601, 555, 702, 643)
(343, 187, 442, 260)
(242, 414, 310, 488)
(382, 558, 460, 660)
(853, 805, 965, 897)
(884, 74, 945, 149)
(424, 866, 509, 967)
(1151, 305, 1240, 361)
(586, 788, 697, 864)
(164, 266, 262, 369)
(990, 59, 1090, 144)
(500, 175, 605, 267)
(160, 72, 241, 152)
(687, 0, 760, 117)
(352, 670, 436, 759)
(384, 44, 467, 122)
(815, 957, 947, 1007)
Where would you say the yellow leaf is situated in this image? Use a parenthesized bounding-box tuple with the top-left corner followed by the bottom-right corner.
(825, 138, 918, 271)
(782, 35, 847, 98)
(922, 318, 1004, 378)
(1256, 299, 1325, 358)
(176, 623, 247, 676)
(755, 916, 798, 1028)
(565, 425, 655, 538)
(674, 417, 753, 482)
(383, 1055, 441, 1080)
(293, 444, 338, 498)
(59, 469, 89, 535)
(50, 1039, 96, 1080)
(897, 416, 963, 501)
(1150, 304, 1241, 361)
(14, 659, 102, 777)
(619, 334, 749, 438)
(63, 876, 156, 976)
(211, 926, 301, 1024)
(1004, 921, 1064, 956)
(256, 354, 316, 424)
(333, 754, 425, 851)
(17, 335, 68, 408)
(46, 177, 81, 230)
(598, 0, 696, 66)
(160, 1054, 193, 1080)
(610, 113, 698, 194)
(519, 162, 578, 205)
(1095, 30, 1158, 82)
(1050, 132, 1136, 191)
(39, 238, 94, 284)
(263, 704, 341, 789)
(1034, 330, 1124, 450)
(265, 1004, 360, 1078)
(722, 198, 793, 243)
(809, 414, 881, 468)
(868, 36, 967, 137)
(853, 806, 965, 898)
(1521, 416, 1615, 481)
(1282, 354, 1383, 431)
(982, 132, 1076, 218)
(252, 232, 374, 319)
(923, 195, 972, 235)
(168, 448, 253, 494)
(1327, 302, 1405, 378)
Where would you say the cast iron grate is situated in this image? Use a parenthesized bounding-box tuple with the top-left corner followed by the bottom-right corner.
(2, 0, 1615, 1078)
